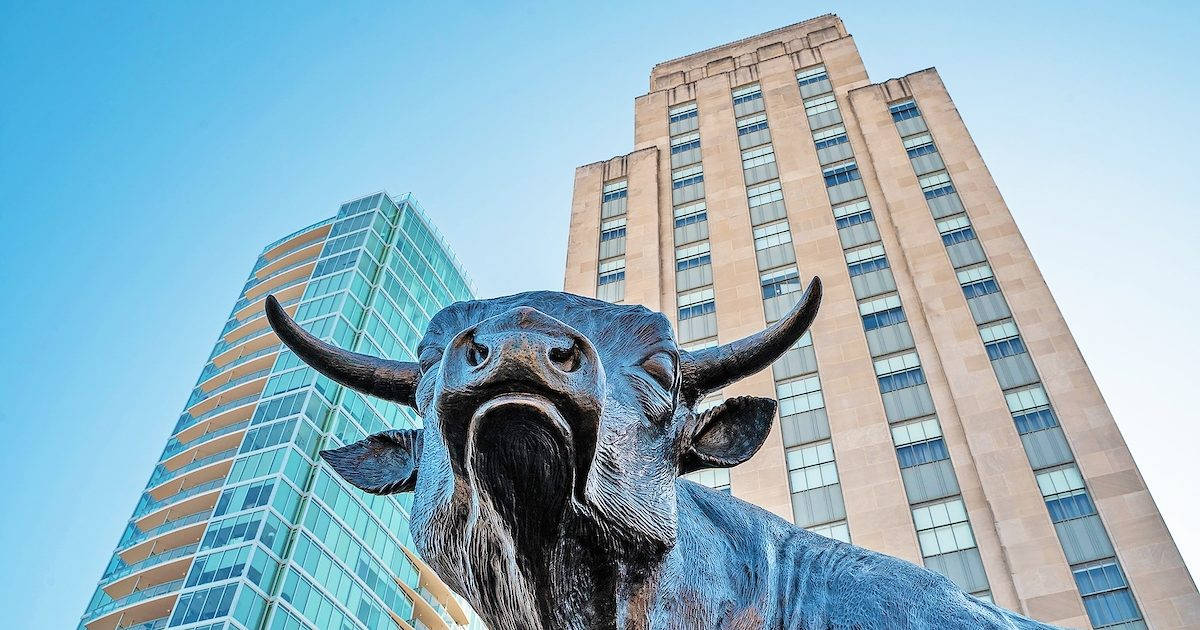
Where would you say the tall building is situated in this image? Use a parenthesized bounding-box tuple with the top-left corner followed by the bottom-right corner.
(80, 192, 482, 630)
(565, 15, 1197, 629)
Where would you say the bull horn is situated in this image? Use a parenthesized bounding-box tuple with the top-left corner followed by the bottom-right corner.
(264, 295, 420, 408)
(680, 277, 822, 404)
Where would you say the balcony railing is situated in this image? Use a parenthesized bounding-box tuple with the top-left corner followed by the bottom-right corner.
(198, 343, 280, 383)
(160, 420, 250, 463)
(147, 448, 236, 489)
(115, 616, 169, 630)
(118, 509, 211, 552)
(208, 326, 275, 361)
(102, 543, 198, 584)
(239, 254, 317, 298)
(174, 392, 260, 436)
(254, 235, 324, 273)
(133, 478, 223, 520)
(229, 272, 312, 316)
(199, 368, 271, 401)
(220, 295, 300, 337)
(82, 579, 183, 622)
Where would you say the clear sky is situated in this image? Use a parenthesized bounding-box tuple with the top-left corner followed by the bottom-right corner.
(1, 1, 1197, 627)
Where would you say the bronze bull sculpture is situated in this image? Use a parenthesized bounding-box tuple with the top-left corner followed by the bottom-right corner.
(265, 277, 1057, 629)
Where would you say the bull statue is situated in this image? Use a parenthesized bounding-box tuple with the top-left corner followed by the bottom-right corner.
(265, 278, 1057, 630)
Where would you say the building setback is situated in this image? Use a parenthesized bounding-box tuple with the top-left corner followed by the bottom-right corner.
(80, 193, 483, 630)
(565, 15, 1197, 629)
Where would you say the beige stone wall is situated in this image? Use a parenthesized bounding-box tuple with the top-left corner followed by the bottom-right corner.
(563, 16, 1199, 629)
(864, 68, 1197, 629)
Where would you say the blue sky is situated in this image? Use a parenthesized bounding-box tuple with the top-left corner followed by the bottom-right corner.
(1, 1, 1197, 626)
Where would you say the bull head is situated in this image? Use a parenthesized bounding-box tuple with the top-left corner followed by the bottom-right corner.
(265, 278, 821, 625)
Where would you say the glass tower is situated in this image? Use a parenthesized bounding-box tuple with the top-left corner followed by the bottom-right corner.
(80, 192, 483, 630)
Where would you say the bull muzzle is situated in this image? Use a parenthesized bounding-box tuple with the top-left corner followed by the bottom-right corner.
(439, 306, 605, 503)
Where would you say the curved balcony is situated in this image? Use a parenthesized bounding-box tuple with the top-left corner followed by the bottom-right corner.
(102, 543, 196, 598)
(243, 259, 314, 303)
(207, 345, 279, 380)
(173, 394, 258, 443)
(256, 240, 323, 280)
(220, 296, 300, 342)
(199, 368, 271, 402)
(133, 478, 223, 523)
(147, 447, 235, 492)
(118, 509, 210, 558)
(209, 327, 280, 370)
(198, 352, 275, 396)
(399, 547, 469, 627)
(160, 419, 250, 462)
(81, 579, 182, 629)
(260, 219, 332, 265)
(115, 616, 168, 630)
(229, 273, 309, 319)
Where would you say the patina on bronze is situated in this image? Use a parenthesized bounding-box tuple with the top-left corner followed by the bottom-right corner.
(266, 278, 1058, 630)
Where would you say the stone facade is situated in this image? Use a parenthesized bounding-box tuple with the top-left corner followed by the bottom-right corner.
(564, 14, 1198, 630)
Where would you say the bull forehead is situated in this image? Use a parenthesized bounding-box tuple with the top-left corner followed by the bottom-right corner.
(423, 291, 677, 359)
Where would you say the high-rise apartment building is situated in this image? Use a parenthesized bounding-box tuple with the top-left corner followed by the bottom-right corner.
(565, 15, 1197, 629)
(81, 192, 482, 630)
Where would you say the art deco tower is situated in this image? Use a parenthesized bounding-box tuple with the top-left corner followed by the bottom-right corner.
(80, 192, 482, 630)
(565, 15, 1197, 629)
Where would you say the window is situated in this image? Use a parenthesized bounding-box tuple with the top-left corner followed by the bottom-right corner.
(602, 180, 627, 203)
(1073, 561, 1142, 628)
(893, 418, 948, 468)
(919, 171, 955, 199)
(741, 145, 777, 170)
(786, 442, 838, 491)
(937, 215, 976, 245)
(736, 113, 769, 136)
(186, 544, 251, 586)
(675, 241, 712, 271)
(833, 199, 873, 229)
(682, 467, 731, 494)
(912, 498, 976, 556)
(598, 258, 625, 285)
(903, 133, 937, 158)
(732, 84, 763, 105)
(761, 266, 802, 299)
(979, 321, 1025, 360)
(875, 352, 926, 393)
(845, 244, 888, 277)
(859, 294, 906, 330)
(823, 161, 861, 187)
(600, 217, 627, 242)
(747, 181, 783, 208)
(889, 100, 920, 122)
(813, 124, 848, 150)
(753, 221, 792, 250)
(672, 165, 704, 189)
(796, 65, 829, 87)
(958, 264, 999, 298)
(804, 94, 839, 116)
(808, 520, 850, 543)
(170, 583, 238, 626)
(1037, 466, 1097, 522)
(673, 201, 707, 228)
(1005, 385, 1059, 434)
(669, 102, 697, 124)
(670, 132, 700, 155)
(777, 375, 824, 416)
(678, 288, 715, 320)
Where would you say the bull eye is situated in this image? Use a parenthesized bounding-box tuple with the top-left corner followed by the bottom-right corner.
(640, 351, 677, 390)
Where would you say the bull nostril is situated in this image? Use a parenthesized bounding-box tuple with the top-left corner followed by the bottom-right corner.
(548, 344, 581, 373)
(465, 340, 489, 367)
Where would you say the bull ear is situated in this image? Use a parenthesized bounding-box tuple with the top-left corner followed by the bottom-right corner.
(679, 396, 776, 475)
(320, 429, 422, 495)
